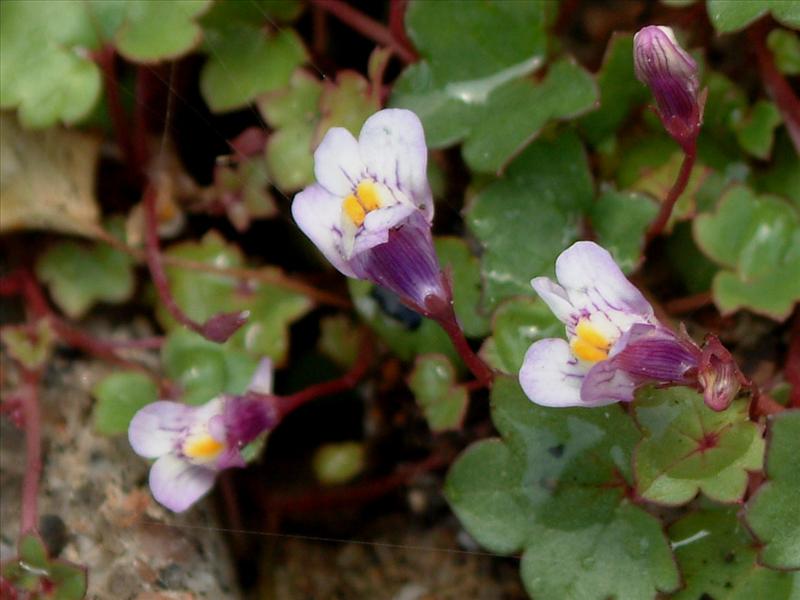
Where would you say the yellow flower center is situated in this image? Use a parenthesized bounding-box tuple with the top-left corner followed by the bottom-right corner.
(570, 319, 611, 363)
(183, 432, 225, 462)
(342, 180, 382, 226)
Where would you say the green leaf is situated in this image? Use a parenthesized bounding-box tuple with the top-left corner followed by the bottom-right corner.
(744, 410, 800, 569)
(460, 58, 598, 174)
(665, 222, 719, 294)
(466, 131, 593, 308)
(312, 441, 366, 486)
(258, 68, 322, 128)
(694, 185, 800, 320)
(434, 237, 490, 338)
(670, 507, 800, 599)
(111, 0, 211, 63)
(482, 297, 563, 374)
(92, 372, 158, 435)
(19, 534, 49, 569)
(200, 3, 307, 113)
(590, 188, 658, 274)
(445, 377, 680, 599)
(317, 315, 361, 369)
(348, 279, 458, 365)
(0, 114, 101, 237)
(162, 329, 258, 406)
(408, 354, 468, 432)
(734, 100, 782, 160)
(755, 131, 800, 206)
(391, 0, 548, 148)
(0, 1, 102, 127)
(0, 320, 56, 370)
(768, 29, 800, 75)
(36, 221, 135, 318)
(633, 387, 764, 505)
(156, 231, 313, 364)
(314, 71, 380, 146)
(48, 561, 88, 600)
(707, 0, 800, 33)
(579, 33, 650, 145)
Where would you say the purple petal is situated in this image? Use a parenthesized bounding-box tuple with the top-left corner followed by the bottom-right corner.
(314, 127, 364, 197)
(292, 183, 357, 278)
(555, 241, 655, 323)
(149, 454, 216, 512)
(610, 323, 700, 385)
(519, 338, 588, 407)
(248, 358, 273, 395)
(222, 394, 276, 447)
(216, 448, 247, 470)
(348, 210, 447, 316)
(351, 202, 417, 257)
(129, 401, 191, 459)
(358, 109, 433, 222)
(581, 360, 638, 405)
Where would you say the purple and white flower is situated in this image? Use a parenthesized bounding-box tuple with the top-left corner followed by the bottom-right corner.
(292, 109, 449, 317)
(128, 360, 276, 512)
(634, 25, 704, 151)
(518, 241, 736, 408)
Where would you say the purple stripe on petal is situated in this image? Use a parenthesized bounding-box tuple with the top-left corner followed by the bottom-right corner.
(611, 323, 700, 385)
(149, 454, 216, 513)
(348, 211, 447, 316)
(519, 338, 588, 407)
(581, 360, 637, 405)
(129, 401, 192, 459)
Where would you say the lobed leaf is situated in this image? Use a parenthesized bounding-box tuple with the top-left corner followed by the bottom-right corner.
(408, 354, 468, 432)
(92, 371, 158, 435)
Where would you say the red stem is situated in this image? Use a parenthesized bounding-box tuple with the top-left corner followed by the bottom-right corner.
(263, 452, 447, 514)
(19, 369, 42, 535)
(436, 310, 494, 388)
(311, 0, 417, 64)
(749, 21, 800, 155)
(664, 291, 713, 315)
(95, 45, 139, 179)
(645, 144, 696, 243)
(275, 336, 373, 418)
(788, 311, 800, 408)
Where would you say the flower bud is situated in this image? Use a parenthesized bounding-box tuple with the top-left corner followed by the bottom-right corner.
(697, 335, 747, 411)
(634, 26, 704, 150)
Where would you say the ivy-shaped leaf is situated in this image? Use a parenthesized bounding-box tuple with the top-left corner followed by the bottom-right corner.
(92, 371, 158, 435)
(633, 387, 764, 505)
(734, 100, 782, 160)
(445, 377, 680, 599)
(1, 533, 87, 599)
(0, 1, 211, 127)
(36, 220, 135, 318)
(408, 354, 468, 432)
(465, 131, 593, 309)
(480, 296, 562, 375)
(200, 1, 306, 112)
(767, 29, 800, 76)
(744, 410, 800, 570)
(0, 320, 56, 371)
(579, 33, 650, 146)
(156, 231, 313, 364)
(313, 71, 380, 147)
(162, 328, 259, 406)
(694, 185, 800, 320)
(706, 0, 800, 33)
(670, 507, 800, 599)
(590, 188, 658, 274)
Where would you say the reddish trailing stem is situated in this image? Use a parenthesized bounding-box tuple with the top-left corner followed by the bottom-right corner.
(95, 45, 139, 179)
(664, 291, 713, 315)
(645, 143, 696, 243)
(142, 185, 247, 343)
(311, 0, 417, 64)
(19, 368, 42, 535)
(275, 336, 373, 418)
(749, 21, 800, 155)
(788, 311, 800, 408)
(434, 306, 494, 389)
(263, 452, 448, 513)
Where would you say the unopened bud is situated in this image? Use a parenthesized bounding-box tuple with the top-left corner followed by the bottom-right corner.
(697, 335, 747, 411)
(634, 26, 704, 151)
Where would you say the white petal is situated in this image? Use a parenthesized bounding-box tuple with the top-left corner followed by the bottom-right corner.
(555, 241, 654, 323)
(149, 454, 216, 513)
(581, 360, 637, 406)
(248, 358, 273, 395)
(314, 127, 365, 197)
(358, 109, 433, 221)
(128, 401, 190, 459)
(351, 202, 417, 257)
(531, 277, 574, 324)
(292, 184, 357, 277)
(519, 338, 588, 408)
